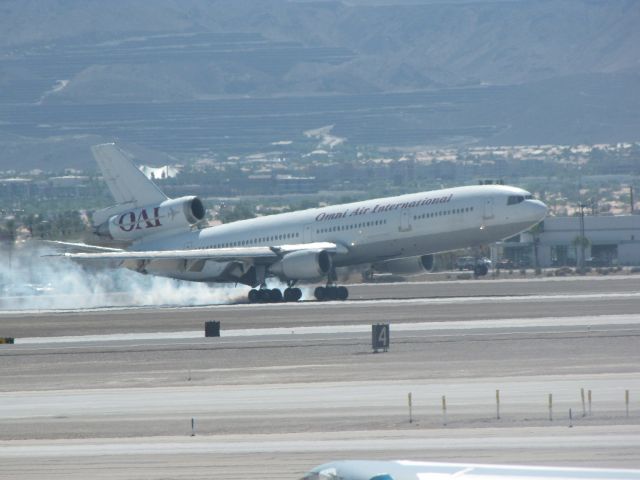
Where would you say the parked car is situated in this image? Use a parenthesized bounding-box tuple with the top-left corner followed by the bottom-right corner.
(496, 259, 514, 270)
(585, 257, 610, 267)
(456, 256, 492, 275)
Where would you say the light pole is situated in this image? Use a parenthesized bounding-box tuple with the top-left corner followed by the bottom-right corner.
(578, 203, 586, 271)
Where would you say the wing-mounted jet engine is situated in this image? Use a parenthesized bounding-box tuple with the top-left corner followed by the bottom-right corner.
(269, 250, 332, 280)
(371, 254, 434, 276)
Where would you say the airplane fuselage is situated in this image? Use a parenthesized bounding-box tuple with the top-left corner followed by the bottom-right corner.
(134, 184, 547, 282)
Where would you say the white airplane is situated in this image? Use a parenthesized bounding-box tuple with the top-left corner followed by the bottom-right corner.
(59, 143, 547, 303)
(300, 460, 640, 480)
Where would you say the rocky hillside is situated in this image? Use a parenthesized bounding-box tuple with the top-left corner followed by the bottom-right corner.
(0, 0, 638, 169)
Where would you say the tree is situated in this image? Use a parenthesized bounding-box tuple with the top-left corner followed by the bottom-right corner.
(217, 203, 256, 224)
(571, 234, 591, 272)
(529, 221, 544, 274)
(1, 218, 17, 269)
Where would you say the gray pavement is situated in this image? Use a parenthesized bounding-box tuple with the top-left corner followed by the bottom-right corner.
(0, 277, 639, 479)
(1, 274, 639, 337)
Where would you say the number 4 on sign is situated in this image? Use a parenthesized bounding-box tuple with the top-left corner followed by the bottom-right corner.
(372, 324, 390, 353)
(378, 327, 387, 345)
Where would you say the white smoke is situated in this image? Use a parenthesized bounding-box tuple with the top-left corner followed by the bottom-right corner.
(0, 243, 250, 311)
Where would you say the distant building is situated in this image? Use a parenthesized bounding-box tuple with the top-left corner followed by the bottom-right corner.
(0, 178, 33, 198)
(243, 174, 318, 195)
(139, 165, 181, 180)
(274, 174, 318, 194)
(492, 215, 640, 267)
(48, 176, 88, 188)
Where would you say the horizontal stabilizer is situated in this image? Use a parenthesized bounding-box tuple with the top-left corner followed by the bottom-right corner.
(40, 240, 125, 254)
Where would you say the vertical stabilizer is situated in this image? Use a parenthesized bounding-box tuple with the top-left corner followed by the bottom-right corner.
(91, 143, 168, 207)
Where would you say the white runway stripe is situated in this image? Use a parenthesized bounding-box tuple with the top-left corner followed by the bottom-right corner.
(14, 313, 640, 345)
(2, 433, 640, 457)
(2, 291, 640, 315)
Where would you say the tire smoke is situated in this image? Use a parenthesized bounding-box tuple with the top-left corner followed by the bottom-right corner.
(0, 244, 249, 310)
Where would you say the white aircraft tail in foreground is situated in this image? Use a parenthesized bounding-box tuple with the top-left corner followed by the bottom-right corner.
(301, 460, 640, 480)
(59, 143, 547, 303)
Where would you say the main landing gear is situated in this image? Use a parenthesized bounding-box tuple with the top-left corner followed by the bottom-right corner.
(247, 287, 302, 304)
(313, 267, 349, 301)
(246, 265, 303, 304)
(313, 285, 349, 301)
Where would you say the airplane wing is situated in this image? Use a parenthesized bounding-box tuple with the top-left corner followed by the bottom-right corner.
(301, 460, 640, 480)
(56, 242, 342, 263)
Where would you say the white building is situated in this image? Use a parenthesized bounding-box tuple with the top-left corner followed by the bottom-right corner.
(492, 215, 640, 267)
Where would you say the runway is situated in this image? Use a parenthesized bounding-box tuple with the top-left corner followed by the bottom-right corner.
(2, 275, 640, 337)
(0, 276, 639, 479)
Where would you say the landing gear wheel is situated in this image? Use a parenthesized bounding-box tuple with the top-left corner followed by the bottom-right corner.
(284, 287, 302, 302)
(314, 286, 327, 301)
(314, 286, 349, 301)
(474, 264, 489, 277)
(249, 288, 283, 303)
(248, 289, 260, 303)
(284, 288, 295, 302)
(336, 286, 349, 300)
(326, 286, 338, 300)
(268, 288, 283, 303)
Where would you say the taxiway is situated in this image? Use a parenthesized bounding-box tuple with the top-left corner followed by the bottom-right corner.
(0, 276, 639, 479)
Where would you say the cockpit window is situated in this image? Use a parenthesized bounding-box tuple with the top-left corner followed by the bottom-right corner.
(507, 195, 525, 205)
(525, 194, 533, 200)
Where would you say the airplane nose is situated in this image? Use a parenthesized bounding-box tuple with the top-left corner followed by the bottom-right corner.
(528, 199, 548, 221)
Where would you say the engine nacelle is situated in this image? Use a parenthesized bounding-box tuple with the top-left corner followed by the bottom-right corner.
(95, 196, 205, 242)
(269, 250, 332, 280)
(372, 254, 434, 276)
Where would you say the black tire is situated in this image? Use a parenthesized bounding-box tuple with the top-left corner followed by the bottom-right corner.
(269, 288, 283, 303)
(258, 289, 270, 302)
(283, 288, 295, 302)
(284, 287, 302, 302)
(326, 286, 339, 300)
(248, 288, 264, 303)
(314, 286, 326, 301)
(336, 286, 349, 301)
(474, 264, 489, 276)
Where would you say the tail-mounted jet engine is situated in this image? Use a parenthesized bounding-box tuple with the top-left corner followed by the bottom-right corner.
(95, 196, 205, 242)
(371, 254, 434, 276)
(269, 250, 332, 280)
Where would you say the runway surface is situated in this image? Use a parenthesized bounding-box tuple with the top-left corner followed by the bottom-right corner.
(1, 275, 639, 479)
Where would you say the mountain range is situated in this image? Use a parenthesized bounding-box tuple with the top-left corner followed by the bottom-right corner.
(0, 0, 638, 170)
